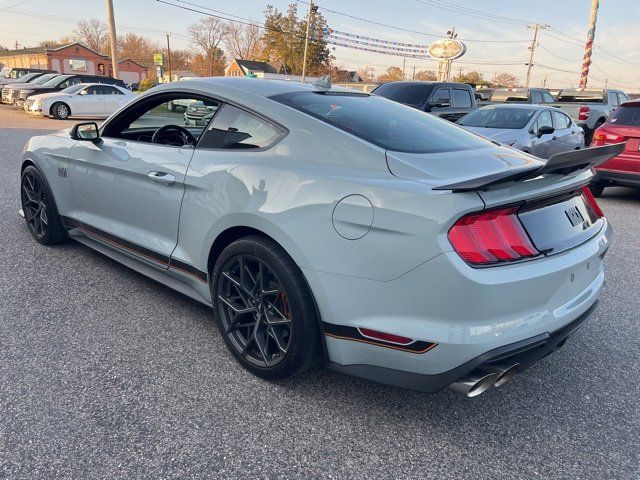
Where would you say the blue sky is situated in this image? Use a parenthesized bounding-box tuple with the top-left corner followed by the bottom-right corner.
(2, 0, 639, 90)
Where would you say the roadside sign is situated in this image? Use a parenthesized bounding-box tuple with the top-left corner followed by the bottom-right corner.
(153, 53, 164, 66)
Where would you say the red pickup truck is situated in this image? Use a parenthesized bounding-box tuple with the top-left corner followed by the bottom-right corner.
(590, 100, 640, 197)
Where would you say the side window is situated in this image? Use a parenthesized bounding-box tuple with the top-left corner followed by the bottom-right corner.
(67, 77, 81, 86)
(103, 95, 221, 145)
(452, 88, 472, 108)
(534, 110, 553, 133)
(609, 93, 620, 106)
(532, 91, 543, 103)
(199, 104, 283, 150)
(101, 86, 122, 95)
(618, 92, 629, 103)
(430, 88, 450, 107)
(552, 110, 570, 129)
(85, 86, 101, 95)
(542, 92, 555, 103)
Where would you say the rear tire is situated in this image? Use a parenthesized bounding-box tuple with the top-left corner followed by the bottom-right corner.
(51, 102, 70, 120)
(20, 166, 66, 245)
(211, 235, 322, 380)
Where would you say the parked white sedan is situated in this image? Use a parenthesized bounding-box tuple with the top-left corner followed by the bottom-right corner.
(24, 83, 135, 119)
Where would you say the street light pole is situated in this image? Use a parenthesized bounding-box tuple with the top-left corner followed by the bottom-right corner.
(301, 0, 313, 83)
(106, 0, 119, 79)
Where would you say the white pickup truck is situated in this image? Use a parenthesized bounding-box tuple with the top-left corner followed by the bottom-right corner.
(554, 88, 629, 143)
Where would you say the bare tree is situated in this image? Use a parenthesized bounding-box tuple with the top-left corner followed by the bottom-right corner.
(74, 19, 109, 53)
(356, 66, 375, 82)
(188, 17, 228, 76)
(225, 22, 262, 60)
(491, 72, 520, 88)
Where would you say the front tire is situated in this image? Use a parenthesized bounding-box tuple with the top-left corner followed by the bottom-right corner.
(51, 102, 70, 120)
(20, 166, 66, 245)
(211, 236, 322, 380)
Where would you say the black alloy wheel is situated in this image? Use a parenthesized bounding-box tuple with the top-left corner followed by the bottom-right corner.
(212, 236, 322, 380)
(20, 166, 66, 245)
(217, 254, 292, 367)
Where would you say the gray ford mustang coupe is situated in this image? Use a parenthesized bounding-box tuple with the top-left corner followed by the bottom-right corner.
(19, 77, 622, 397)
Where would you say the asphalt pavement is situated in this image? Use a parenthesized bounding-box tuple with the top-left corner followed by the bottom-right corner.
(0, 104, 638, 479)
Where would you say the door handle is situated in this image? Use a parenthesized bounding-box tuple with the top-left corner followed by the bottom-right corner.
(147, 171, 175, 186)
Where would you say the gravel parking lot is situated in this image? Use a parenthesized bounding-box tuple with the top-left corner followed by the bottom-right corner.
(1, 104, 638, 479)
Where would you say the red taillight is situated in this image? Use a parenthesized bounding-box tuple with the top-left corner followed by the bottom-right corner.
(590, 127, 626, 147)
(448, 207, 539, 265)
(359, 328, 413, 345)
(582, 186, 604, 218)
(578, 106, 590, 121)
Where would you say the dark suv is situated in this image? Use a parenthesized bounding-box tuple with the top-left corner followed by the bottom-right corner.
(372, 81, 478, 122)
(16, 74, 127, 105)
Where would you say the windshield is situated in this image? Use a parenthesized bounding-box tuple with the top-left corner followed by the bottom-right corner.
(373, 83, 432, 106)
(42, 75, 71, 87)
(30, 73, 58, 85)
(272, 91, 491, 154)
(609, 105, 640, 126)
(458, 107, 536, 129)
(557, 91, 604, 103)
(61, 84, 88, 94)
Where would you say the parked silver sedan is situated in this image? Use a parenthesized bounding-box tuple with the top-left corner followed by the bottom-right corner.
(457, 104, 585, 158)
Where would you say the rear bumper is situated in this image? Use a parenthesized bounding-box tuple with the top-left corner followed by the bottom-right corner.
(594, 170, 640, 187)
(306, 218, 611, 391)
(330, 300, 598, 393)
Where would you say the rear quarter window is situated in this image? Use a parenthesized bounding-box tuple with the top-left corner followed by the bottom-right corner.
(271, 91, 491, 154)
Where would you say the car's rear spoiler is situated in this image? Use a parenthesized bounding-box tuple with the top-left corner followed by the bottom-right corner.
(433, 143, 626, 192)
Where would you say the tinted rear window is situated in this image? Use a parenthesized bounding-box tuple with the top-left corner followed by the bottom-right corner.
(271, 91, 490, 154)
(557, 91, 604, 103)
(373, 83, 432, 106)
(609, 105, 640, 126)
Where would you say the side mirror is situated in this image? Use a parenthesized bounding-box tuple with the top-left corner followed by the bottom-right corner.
(537, 125, 554, 138)
(70, 122, 101, 144)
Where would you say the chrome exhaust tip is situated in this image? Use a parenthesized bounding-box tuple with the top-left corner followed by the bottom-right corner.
(479, 363, 520, 388)
(447, 372, 498, 397)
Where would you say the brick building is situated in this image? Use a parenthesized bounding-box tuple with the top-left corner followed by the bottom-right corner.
(0, 43, 148, 84)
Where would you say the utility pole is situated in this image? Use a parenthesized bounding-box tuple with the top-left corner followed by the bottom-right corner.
(166, 33, 172, 82)
(412, 65, 417, 80)
(542, 74, 547, 88)
(525, 24, 548, 88)
(604, 78, 608, 89)
(301, 0, 314, 83)
(106, 0, 119, 79)
(402, 57, 406, 79)
(579, 0, 599, 88)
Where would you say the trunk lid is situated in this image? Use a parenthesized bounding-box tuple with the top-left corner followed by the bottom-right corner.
(387, 144, 617, 258)
(601, 124, 640, 156)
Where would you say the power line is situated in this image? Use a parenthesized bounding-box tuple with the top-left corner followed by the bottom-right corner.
(296, 0, 531, 43)
(413, 0, 531, 26)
